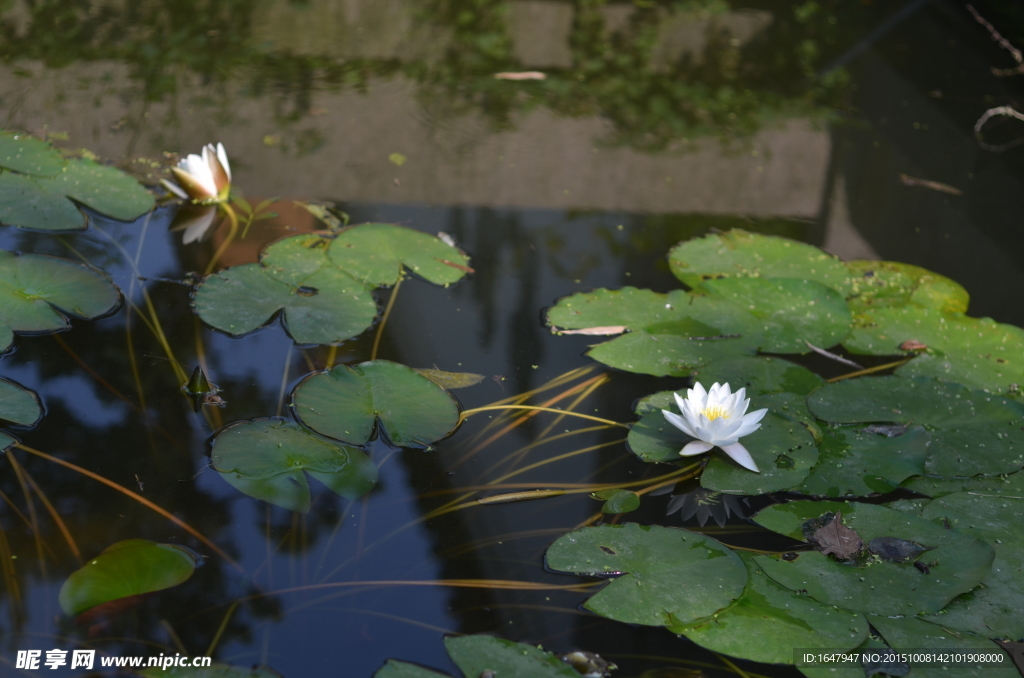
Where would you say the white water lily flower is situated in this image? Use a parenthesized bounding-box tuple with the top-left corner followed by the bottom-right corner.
(162, 142, 231, 203)
(661, 381, 768, 473)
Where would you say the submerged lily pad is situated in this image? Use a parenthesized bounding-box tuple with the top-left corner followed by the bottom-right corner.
(545, 523, 747, 626)
(210, 419, 377, 513)
(694, 356, 823, 396)
(59, 539, 199, 616)
(671, 554, 868, 664)
(547, 287, 763, 376)
(328, 223, 471, 286)
(0, 131, 65, 176)
(845, 260, 969, 314)
(0, 158, 154, 231)
(293, 360, 460, 447)
(798, 425, 930, 497)
(752, 501, 994, 616)
(668, 230, 852, 294)
(375, 635, 580, 678)
(0, 250, 121, 353)
(868, 615, 1016, 678)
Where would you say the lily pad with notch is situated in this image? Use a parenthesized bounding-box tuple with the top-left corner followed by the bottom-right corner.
(545, 523, 747, 627)
(293, 360, 460, 447)
(375, 634, 580, 678)
(328, 223, 472, 286)
(797, 425, 930, 497)
(210, 419, 378, 513)
(868, 614, 1017, 678)
(0, 250, 122, 353)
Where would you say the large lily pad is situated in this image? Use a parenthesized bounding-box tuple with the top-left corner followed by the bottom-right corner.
(545, 523, 747, 626)
(671, 554, 868, 665)
(0, 377, 42, 428)
(807, 376, 1024, 477)
(328, 223, 471, 286)
(798, 425, 930, 497)
(293, 360, 460, 447)
(668, 230, 852, 294)
(210, 419, 378, 513)
(0, 158, 154, 230)
(752, 501, 994, 616)
(694, 355, 824, 396)
(695, 277, 852, 353)
(868, 615, 1016, 678)
(375, 635, 580, 678)
(845, 260, 969, 314)
(0, 131, 65, 176)
(0, 250, 122, 353)
(58, 539, 199, 616)
(547, 287, 763, 376)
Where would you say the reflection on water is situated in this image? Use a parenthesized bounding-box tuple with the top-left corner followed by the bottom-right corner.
(0, 1, 1023, 676)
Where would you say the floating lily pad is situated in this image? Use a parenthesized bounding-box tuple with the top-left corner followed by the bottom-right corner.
(807, 376, 1024, 477)
(694, 356, 824, 396)
(328, 223, 471, 286)
(798, 425, 930, 497)
(671, 554, 868, 664)
(695, 277, 852, 353)
(0, 377, 42, 427)
(903, 472, 1023, 499)
(547, 287, 763, 376)
(260, 233, 337, 286)
(0, 250, 121, 353)
(0, 158, 154, 230)
(140, 666, 282, 678)
(210, 419, 378, 513)
(753, 392, 822, 443)
(192, 259, 378, 346)
(0, 131, 65, 176)
(668, 230, 852, 294)
(845, 260, 969, 314)
(545, 523, 747, 626)
(843, 307, 1024, 395)
(593, 488, 641, 514)
(869, 615, 1016, 678)
(293, 360, 460, 447)
(58, 539, 199, 617)
(752, 501, 994, 615)
(375, 635, 580, 678)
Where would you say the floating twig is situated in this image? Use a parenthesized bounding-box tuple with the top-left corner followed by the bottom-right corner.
(898, 173, 963, 196)
(804, 340, 863, 369)
(974, 105, 1024, 152)
(967, 5, 1024, 77)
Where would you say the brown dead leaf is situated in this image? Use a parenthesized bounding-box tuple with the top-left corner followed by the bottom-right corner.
(811, 511, 864, 560)
(900, 340, 927, 351)
(555, 326, 628, 336)
(414, 368, 485, 389)
(493, 71, 547, 81)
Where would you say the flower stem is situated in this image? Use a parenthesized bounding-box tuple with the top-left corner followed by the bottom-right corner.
(458, 405, 628, 428)
(371, 274, 403, 361)
(204, 203, 239, 275)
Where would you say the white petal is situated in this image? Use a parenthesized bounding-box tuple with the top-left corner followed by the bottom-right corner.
(695, 424, 720, 445)
(719, 442, 760, 472)
(215, 142, 231, 180)
(185, 152, 218, 196)
(161, 178, 189, 199)
(181, 208, 218, 244)
(680, 440, 714, 456)
(733, 408, 769, 437)
(662, 409, 697, 438)
(688, 382, 708, 406)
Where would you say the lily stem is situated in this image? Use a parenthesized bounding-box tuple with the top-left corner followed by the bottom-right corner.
(459, 405, 628, 428)
(204, 203, 239, 276)
(826, 357, 912, 383)
(371, 274, 404, 361)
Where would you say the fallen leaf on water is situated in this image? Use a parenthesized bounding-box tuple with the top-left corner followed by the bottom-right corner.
(811, 511, 864, 560)
(414, 368, 485, 389)
(900, 339, 927, 351)
(494, 71, 547, 80)
(555, 326, 628, 336)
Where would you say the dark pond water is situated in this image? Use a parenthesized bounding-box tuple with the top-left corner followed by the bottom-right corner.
(1, 1, 1024, 677)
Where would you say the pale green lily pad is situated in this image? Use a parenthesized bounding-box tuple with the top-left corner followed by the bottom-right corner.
(671, 554, 868, 664)
(595, 489, 641, 514)
(58, 539, 199, 616)
(0, 377, 42, 427)
(869, 615, 1016, 678)
(293, 360, 460, 447)
(668, 230, 852, 294)
(695, 277, 852, 353)
(375, 635, 580, 678)
(753, 501, 994, 615)
(844, 306, 1024, 395)
(328, 223, 471, 286)
(798, 425, 930, 497)
(547, 287, 763, 376)
(694, 356, 824, 396)
(140, 666, 281, 678)
(0, 159, 154, 230)
(807, 376, 1024, 477)
(545, 523, 747, 626)
(845, 260, 969, 314)
(0, 250, 121, 352)
(903, 472, 1023, 498)
(192, 260, 378, 346)
(0, 131, 64, 176)
(210, 419, 378, 513)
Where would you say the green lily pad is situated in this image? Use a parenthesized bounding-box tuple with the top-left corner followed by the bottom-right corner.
(798, 425, 930, 497)
(752, 391, 823, 443)
(292, 360, 460, 447)
(328, 223, 471, 286)
(844, 306, 1024, 395)
(192, 260, 378, 346)
(0, 377, 42, 427)
(0, 158, 154, 230)
(58, 539, 199, 616)
(545, 523, 747, 626)
(668, 230, 852, 295)
(694, 356, 824, 396)
(903, 471, 1023, 499)
(752, 501, 994, 615)
(671, 554, 868, 664)
(375, 635, 580, 678)
(547, 287, 763, 376)
(919, 479, 1024, 638)
(695, 277, 852, 353)
(140, 666, 282, 678)
(210, 419, 378, 513)
(807, 376, 1024, 477)
(0, 131, 65, 176)
(845, 260, 969, 314)
(868, 615, 1016, 678)
(594, 489, 641, 514)
(260, 233, 338, 286)
(0, 250, 121, 352)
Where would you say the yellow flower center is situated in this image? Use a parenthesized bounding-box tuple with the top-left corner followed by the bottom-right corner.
(702, 406, 729, 421)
